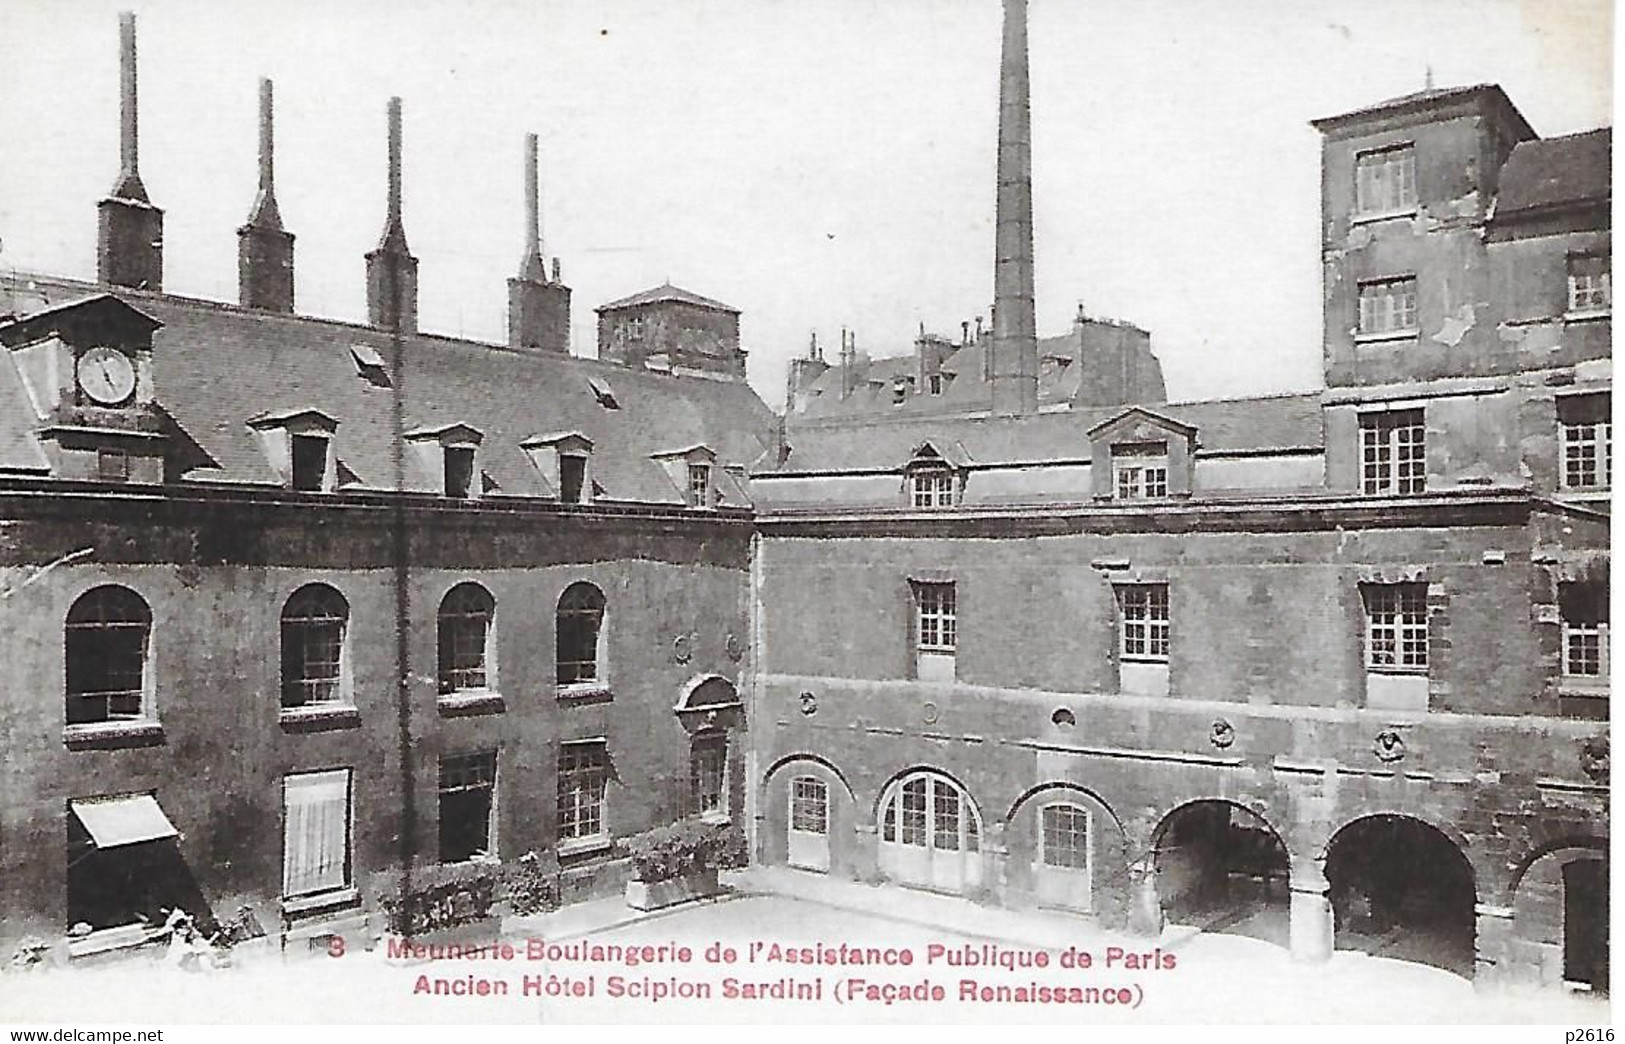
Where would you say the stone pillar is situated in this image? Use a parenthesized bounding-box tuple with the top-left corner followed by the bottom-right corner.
(1289, 857, 1334, 963)
(1473, 903, 1515, 990)
(854, 822, 879, 884)
(983, 821, 1009, 904)
(1127, 857, 1164, 936)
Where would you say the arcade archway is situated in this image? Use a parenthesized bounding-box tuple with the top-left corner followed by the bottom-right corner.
(1152, 800, 1289, 945)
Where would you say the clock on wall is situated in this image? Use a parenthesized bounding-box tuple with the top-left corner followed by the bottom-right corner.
(77, 346, 137, 405)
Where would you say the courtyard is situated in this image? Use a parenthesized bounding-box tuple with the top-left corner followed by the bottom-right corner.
(1, 871, 1608, 1024)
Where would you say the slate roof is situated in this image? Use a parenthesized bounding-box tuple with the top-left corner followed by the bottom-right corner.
(595, 282, 740, 314)
(770, 392, 1324, 473)
(1494, 129, 1612, 216)
(0, 275, 776, 505)
(1310, 83, 1534, 140)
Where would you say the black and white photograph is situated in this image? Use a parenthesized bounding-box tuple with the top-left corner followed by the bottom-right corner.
(0, 0, 1612, 1028)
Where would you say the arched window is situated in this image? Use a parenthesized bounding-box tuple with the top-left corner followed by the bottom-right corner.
(281, 584, 350, 708)
(438, 583, 495, 695)
(66, 586, 152, 725)
(556, 582, 606, 688)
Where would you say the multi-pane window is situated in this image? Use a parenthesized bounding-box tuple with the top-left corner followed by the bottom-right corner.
(1355, 144, 1417, 214)
(913, 582, 956, 652)
(1560, 582, 1609, 681)
(689, 733, 728, 817)
(444, 446, 475, 499)
(437, 582, 494, 695)
(1359, 409, 1426, 494)
(65, 586, 151, 726)
(283, 769, 351, 898)
(898, 777, 928, 846)
(559, 454, 588, 504)
(280, 584, 349, 708)
(1041, 804, 1090, 871)
(688, 464, 711, 507)
(910, 470, 956, 508)
(438, 752, 496, 863)
(291, 434, 329, 492)
(556, 582, 606, 687)
(1112, 443, 1169, 499)
(1559, 394, 1611, 491)
(1118, 584, 1170, 662)
(790, 777, 828, 834)
(1568, 255, 1611, 313)
(1358, 277, 1418, 336)
(557, 742, 609, 841)
(1364, 583, 1428, 671)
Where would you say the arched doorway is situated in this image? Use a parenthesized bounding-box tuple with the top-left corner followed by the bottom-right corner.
(877, 771, 984, 894)
(1152, 800, 1289, 945)
(1325, 814, 1476, 977)
(1563, 859, 1608, 994)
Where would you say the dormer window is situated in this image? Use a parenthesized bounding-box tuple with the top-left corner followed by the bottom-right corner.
(910, 469, 956, 508)
(1112, 443, 1169, 499)
(523, 431, 595, 504)
(291, 434, 329, 492)
(444, 446, 475, 499)
(560, 455, 588, 504)
(689, 463, 712, 507)
(248, 409, 340, 493)
(405, 423, 484, 500)
(927, 374, 944, 396)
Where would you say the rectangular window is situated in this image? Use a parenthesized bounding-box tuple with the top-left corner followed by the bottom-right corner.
(559, 454, 588, 504)
(557, 742, 608, 842)
(790, 777, 828, 834)
(1359, 409, 1426, 494)
(1365, 583, 1428, 672)
(910, 470, 956, 508)
(1561, 583, 1609, 681)
(913, 582, 957, 652)
(1118, 584, 1170, 662)
(1358, 277, 1419, 336)
(1112, 443, 1170, 499)
(899, 777, 928, 847)
(283, 769, 352, 898)
(1041, 804, 1090, 871)
(689, 733, 728, 817)
(438, 752, 496, 863)
(688, 464, 711, 507)
(1559, 394, 1611, 491)
(444, 446, 475, 499)
(1568, 255, 1611, 314)
(291, 434, 329, 492)
(97, 449, 129, 483)
(927, 373, 943, 396)
(1355, 145, 1417, 214)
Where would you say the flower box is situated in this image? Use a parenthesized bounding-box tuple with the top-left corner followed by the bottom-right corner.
(624, 866, 720, 912)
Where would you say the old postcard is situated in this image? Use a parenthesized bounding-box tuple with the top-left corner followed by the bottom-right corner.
(0, 0, 1612, 1028)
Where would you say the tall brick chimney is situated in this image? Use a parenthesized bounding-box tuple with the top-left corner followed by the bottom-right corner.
(988, 0, 1038, 417)
(238, 78, 295, 313)
(365, 97, 418, 333)
(97, 12, 164, 291)
(506, 133, 570, 354)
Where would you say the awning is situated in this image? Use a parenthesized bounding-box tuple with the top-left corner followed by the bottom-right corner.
(70, 794, 178, 848)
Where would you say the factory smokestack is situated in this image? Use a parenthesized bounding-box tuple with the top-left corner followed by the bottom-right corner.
(988, 0, 1038, 416)
(238, 78, 295, 312)
(97, 11, 164, 290)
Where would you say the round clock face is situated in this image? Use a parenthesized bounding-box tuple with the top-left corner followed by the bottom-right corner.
(78, 346, 137, 405)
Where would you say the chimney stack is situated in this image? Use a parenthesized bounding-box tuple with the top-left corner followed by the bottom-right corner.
(97, 12, 164, 290)
(238, 78, 295, 312)
(506, 133, 571, 353)
(365, 96, 418, 333)
(989, 0, 1038, 416)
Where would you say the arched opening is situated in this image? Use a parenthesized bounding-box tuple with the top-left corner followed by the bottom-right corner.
(877, 770, 983, 895)
(66, 585, 153, 725)
(555, 582, 606, 689)
(280, 583, 350, 708)
(1152, 800, 1289, 946)
(1563, 859, 1608, 994)
(437, 582, 495, 695)
(1325, 814, 1476, 977)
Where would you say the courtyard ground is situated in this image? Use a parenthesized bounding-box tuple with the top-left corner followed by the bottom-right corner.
(0, 867, 1609, 1025)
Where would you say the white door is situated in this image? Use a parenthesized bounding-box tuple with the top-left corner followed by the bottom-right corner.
(879, 773, 982, 894)
(1033, 803, 1093, 911)
(787, 776, 830, 872)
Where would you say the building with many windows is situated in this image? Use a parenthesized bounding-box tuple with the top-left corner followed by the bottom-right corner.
(747, 1, 1609, 995)
(0, 14, 771, 960)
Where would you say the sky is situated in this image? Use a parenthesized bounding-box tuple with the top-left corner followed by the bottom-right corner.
(0, 0, 1612, 407)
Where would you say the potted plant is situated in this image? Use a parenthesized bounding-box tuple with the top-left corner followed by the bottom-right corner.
(623, 818, 745, 911)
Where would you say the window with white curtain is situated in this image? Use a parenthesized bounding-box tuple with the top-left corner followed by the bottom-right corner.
(282, 769, 351, 899)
